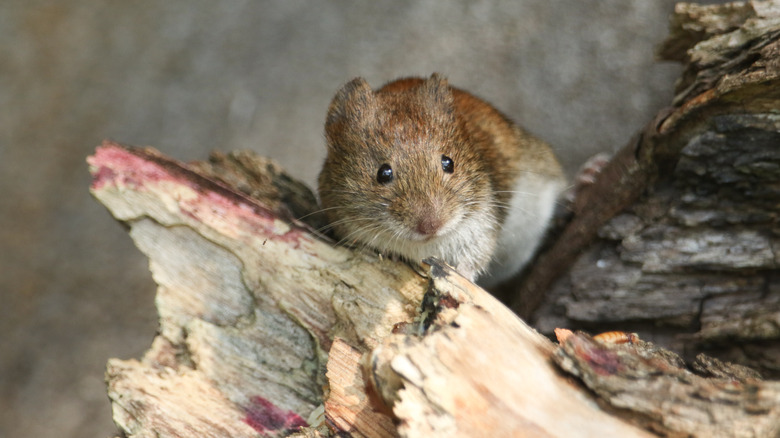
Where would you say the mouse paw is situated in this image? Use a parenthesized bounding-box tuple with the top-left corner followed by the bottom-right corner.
(564, 152, 612, 204)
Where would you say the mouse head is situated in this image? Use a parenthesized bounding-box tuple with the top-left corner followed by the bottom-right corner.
(318, 74, 495, 254)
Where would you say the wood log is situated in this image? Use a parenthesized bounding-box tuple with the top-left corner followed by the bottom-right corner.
(89, 144, 426, 437)
(90, 143, 654, 437)
(517, 0, 780, 378)
(89, 142, 779, 437)
(88, 1, 780, 436)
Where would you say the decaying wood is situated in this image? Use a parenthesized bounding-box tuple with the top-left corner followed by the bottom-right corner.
(90, 143, 653, 437)
(89, 2, 780, 437)
(368, 263, 654, 437)
(90, 144, 426, 437)
(554, 330, 780, 437)
(89, 137, 780, 437)
(516, 0, 780, 378)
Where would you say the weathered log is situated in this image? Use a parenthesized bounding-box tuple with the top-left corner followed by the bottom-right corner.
(90, 143, 652, 437)
(90, 144, 426, 437)
(554, 329, 780, 437)
(517, 0, 780, 378)
(90, 136, 780, 437)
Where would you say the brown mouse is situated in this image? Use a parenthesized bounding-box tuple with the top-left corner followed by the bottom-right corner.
(318, 73, 565, 285)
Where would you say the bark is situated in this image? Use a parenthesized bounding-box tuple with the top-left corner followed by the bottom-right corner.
(514, 1, 780, 378)
(88, 1, 780, 437)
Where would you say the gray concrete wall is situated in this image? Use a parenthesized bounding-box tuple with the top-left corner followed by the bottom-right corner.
(0, 1, 708, 436)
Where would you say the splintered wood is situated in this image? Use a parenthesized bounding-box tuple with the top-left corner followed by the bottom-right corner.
(91, 141, 780, 437)
(89, 142, 653, 437)
(89, 143, 425, 437)
(369, 262, 653, 438)
(553, 331, 780, 437)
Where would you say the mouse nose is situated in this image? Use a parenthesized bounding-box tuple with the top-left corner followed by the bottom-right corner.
(414, 200, 445, 237)
(416, 215, 443, 236)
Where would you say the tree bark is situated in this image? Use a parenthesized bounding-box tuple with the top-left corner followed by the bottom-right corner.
(89, 1, 780, 437)
(513, 0, 780, 378)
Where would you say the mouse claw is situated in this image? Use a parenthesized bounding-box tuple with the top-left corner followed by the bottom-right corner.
(564, 152, 612, 204)
(409, 260, 430, 279)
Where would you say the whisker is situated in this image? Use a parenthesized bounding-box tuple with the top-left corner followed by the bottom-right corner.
(314, 216, 379, 235)
(295, 205, 349, 221)
(333, 222, 385, 247)
(316, 189, 366, 196)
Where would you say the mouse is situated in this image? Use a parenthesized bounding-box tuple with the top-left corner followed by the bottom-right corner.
(317, 73, 565, 286)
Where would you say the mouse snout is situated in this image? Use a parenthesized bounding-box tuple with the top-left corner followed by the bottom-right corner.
(415, 214, 443, 236)
(412, 199, 447, 238)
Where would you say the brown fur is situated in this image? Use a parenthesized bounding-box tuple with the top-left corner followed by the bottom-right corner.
(318, 74, 563, 282)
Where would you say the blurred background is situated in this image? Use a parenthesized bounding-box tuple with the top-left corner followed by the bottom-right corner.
(0, 1, 719, 436)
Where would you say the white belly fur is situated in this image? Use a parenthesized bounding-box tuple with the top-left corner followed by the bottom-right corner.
(478, 173, 564, 287)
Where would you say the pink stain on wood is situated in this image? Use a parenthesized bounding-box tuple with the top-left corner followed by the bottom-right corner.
(568, 334, 624, 377)
(87, 141, 311, 247)
(87, 142, 174, 191)
(243, 396, 308, 434)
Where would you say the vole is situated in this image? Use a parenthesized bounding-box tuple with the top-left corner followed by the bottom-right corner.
(318, 73, 565, 286)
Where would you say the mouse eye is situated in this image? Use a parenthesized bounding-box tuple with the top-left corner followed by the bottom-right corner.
(376, 163, 394, 184)
(441, 155, 454, 174)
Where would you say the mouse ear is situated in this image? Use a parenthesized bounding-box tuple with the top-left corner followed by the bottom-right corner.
(425, 73, 449, 91)
(325, 77, 376, 136)
(420, 73, 454, 117)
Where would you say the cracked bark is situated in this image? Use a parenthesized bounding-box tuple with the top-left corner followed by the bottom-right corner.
(513, 1, 780, 378)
